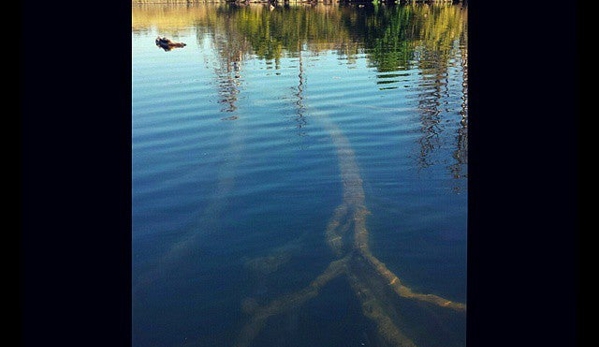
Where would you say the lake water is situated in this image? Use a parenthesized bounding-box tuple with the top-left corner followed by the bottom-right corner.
(132, 2, 468, 347)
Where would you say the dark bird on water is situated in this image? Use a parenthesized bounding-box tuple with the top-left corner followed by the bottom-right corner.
(155, 36, 186, 51)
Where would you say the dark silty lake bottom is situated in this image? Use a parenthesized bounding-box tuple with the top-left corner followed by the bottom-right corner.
(132, 2, 468, 347)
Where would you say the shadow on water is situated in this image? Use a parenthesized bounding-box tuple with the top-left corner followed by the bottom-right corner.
(133, 2, 467, 346)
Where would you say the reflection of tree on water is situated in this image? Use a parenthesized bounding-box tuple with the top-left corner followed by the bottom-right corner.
(204, 9, 252, 114)
(292, 43, 308, 136)
(188, 4, 468, 345)
(415, 5, 467, 186)
(184, 6, 468, 345)
(214, 38, 245, 114)
(305, 3, 467, 184)
(216, 52, 242, 114)
(412, 44, 468, 190)
(413, 50, 446, 170)
(360, 4, 413, 73)
(134, 3, 468, 345)
(383, 4, 467, 187)
(449, 36, 468, 187)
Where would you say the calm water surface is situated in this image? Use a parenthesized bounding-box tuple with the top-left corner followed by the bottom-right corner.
(132, 3, 468, 347)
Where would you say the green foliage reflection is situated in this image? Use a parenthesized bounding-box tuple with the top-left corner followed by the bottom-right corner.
(186, 3, 467, 72)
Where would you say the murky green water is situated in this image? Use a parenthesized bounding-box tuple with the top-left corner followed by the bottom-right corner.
(132, 3, 468, 346)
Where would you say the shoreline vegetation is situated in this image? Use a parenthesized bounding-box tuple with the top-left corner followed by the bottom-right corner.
(133, 2, 467, 64)
(133, 0, 464, 4)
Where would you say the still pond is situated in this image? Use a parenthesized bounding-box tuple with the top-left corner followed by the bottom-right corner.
(132, 2, 468, 347)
